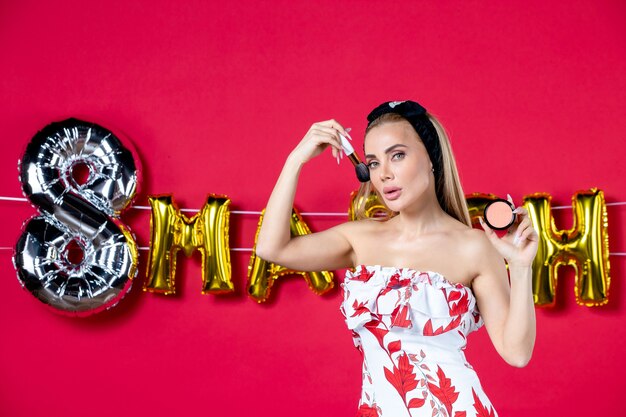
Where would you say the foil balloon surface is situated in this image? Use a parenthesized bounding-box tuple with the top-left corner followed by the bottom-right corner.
(348, 188, 392, 220)
(13, 118, 140, 316)
(524, 189, 610, 307)
(248, 207, 334, 302)
(143, 194, 235, 295)
(465, 192, 500, 225)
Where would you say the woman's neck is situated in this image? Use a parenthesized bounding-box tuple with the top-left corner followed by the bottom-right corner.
(391, 196, 454, 239)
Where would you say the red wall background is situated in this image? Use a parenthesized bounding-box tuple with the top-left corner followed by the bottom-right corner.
(1, 1, 625, 416)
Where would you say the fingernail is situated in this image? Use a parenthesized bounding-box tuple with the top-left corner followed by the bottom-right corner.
(336, 154, 340, 164)
(340, 150, 344, 159)
(346, 127, 352, 132)
(507, 193, 514, 203)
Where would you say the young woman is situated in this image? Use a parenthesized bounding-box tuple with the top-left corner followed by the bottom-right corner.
(256, 100, 537, 417)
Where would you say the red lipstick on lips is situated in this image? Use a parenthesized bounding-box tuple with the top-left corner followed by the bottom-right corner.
(383, 186, 402, 200)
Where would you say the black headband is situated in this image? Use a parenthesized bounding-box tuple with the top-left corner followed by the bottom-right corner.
(366, 100, 443, 180)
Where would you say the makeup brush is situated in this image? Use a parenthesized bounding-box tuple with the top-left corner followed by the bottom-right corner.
(339, 132, 370, 182)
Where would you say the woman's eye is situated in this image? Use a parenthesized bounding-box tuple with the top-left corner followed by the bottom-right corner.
(392, 152, 405, 160)
(367, 161, 378, 169)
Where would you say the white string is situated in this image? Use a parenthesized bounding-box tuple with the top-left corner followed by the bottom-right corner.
(3, 195, 626, 213)
(2, 197, 347, 216)
(0, 247, 624, 256)
(1, 195, 625, 255)
(0, 196, 29, 202)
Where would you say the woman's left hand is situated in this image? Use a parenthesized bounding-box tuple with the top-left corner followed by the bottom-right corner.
(479, 194, 539, 267)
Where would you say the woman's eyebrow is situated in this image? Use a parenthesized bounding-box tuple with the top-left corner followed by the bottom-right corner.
(365, 144, 408, 159)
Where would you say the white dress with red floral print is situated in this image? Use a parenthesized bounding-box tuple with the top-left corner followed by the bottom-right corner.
(340, 265, 498, 417)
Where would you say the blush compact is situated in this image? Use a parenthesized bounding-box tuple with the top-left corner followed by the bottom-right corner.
(483, 199, 516, 230)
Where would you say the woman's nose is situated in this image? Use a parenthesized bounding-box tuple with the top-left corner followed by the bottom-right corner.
(379, 163, 393, 181)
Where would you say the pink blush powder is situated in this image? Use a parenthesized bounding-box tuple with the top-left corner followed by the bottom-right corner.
(485, 201, 514, 228)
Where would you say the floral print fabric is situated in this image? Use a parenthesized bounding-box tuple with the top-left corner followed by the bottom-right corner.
(340, 265, 499, 417)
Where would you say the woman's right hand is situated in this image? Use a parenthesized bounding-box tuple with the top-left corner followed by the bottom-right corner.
(257, 119, 354, 268)
(289, 119, 351, 165)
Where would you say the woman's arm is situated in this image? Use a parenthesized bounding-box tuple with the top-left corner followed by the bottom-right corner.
(471, 202, 538, 368)
(503, 264, 536, 365)
(255, 120, 356, 272)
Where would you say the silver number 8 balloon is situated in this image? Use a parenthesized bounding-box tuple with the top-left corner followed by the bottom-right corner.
(13, 118, 140, 316)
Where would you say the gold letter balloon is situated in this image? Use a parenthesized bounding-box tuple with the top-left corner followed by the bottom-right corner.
(144, 194, 235, 295)
(247, 207, 335, 303)
(524, 188, 610, 307)
(348, 187, 394, 220)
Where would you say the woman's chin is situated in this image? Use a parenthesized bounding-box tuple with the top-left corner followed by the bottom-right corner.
(383, 203, 402, 214)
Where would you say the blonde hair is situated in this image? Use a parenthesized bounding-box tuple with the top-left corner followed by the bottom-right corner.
(354, 113, 471, 226)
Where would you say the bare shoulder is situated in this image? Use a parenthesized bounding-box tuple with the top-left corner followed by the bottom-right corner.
(330, 217, 382, 241)
(460, 227, 495, 256)
(455, 226, 505, 282)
